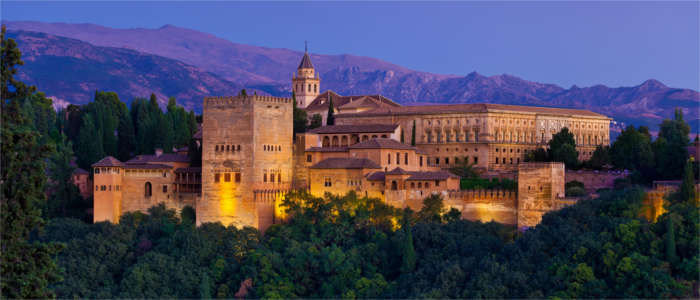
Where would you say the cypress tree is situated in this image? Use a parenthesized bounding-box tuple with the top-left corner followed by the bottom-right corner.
(76, 114, 103, 169)
(411, 120, 416, 146)
(293, 91, 308, 135)
(326, 94, 335, 126)
(679, 158, 697, 203)
(117, 113, 136, 161)
(400, 208, 416, 273)
(665, 217, 677, 264)
(1, 25, 62, 298)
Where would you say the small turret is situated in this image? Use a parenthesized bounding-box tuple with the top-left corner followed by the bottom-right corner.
(292, 41, 320, 108)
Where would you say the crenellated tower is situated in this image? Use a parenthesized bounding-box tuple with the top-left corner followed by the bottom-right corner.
(292, 43, 320, 108)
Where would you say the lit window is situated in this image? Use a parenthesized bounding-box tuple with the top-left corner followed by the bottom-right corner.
(307, 154, 312, 162)
(215, 173, 220, 183)
(324, 178, 332, 187)
(235, 173, 241, 183)
(225, 173, 231, 182)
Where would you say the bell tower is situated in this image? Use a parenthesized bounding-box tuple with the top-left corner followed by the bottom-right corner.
(292, 42, 320, 108)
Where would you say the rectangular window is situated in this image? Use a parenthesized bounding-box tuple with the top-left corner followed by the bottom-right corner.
(235, 173, 241, 183)
(278, 173, 281, 183)
(324, 178, 332, 187)
(404, 153, 408, 165)
(474, 156, 478, 164)
(445, 157, 449, 164)
(270, 173, 275, 183)
(306, 154, 312, 162)
(396, 153, 400, 164)
(435, 180, 440, 187)
(388, 154, 391, 164)
(224, 173, 231, 182)
(95, 168, 100, 174)
(95, 185, 98, 191)
(419, 156, 423, 167)
(435, 157, 439, 164)
(163, 185, 168, 193)
(263, 173, 267, 182)
(215, 173, 220, 183)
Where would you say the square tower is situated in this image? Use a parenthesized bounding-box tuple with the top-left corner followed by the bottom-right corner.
(517, 162, 565, 229)
(199, 95, 293, 228)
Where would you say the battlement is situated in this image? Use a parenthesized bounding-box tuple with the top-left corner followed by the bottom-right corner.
(444, 189, 517, 204)
(204, 95, 292, 108)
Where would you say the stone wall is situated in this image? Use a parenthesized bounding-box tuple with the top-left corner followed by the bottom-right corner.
(566, 169, 629, 193)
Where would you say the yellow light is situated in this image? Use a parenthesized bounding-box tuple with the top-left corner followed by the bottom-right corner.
(218, 181, 237, 220)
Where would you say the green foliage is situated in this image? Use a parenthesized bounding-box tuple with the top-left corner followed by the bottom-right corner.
(548, 127, 579, 169)
(76, 114, 103, 169)
(417, 194, 445, 223)
(1, 25, 62, 297)
(326, 94, 335, 126)
(610, 125, 656, 183)
(585, 145, 611, 169)
(411, 120, 416, 146)
(654, 109, 691, 180)
(449, 160, 480, 179)
(46, 134, 89, 220)
(309, 114, 323, 130)
(525, 147, 549, 162)
(292, 91, 308, 135)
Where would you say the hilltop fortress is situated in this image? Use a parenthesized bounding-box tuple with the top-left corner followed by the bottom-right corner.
(92, 50, 614, 230)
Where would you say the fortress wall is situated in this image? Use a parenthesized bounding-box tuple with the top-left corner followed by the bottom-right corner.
(565, 170, 629, 192)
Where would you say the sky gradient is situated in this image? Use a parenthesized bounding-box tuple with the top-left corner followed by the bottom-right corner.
(2, 1, 698, 90)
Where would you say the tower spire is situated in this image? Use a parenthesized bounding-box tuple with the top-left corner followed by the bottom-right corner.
(305, 40, 308, 53)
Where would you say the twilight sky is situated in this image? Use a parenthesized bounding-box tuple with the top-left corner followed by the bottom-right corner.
(2, 1, 699, 90)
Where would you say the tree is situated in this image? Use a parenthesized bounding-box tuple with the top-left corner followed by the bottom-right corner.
(46, 134, 86, 220)
(417, 194, 445, 223)
(117, 113, 136, 161)
(678, 158, 697, 204)
(292, 91, 308, 135)
(399, 209, 416, 273)
(525, 147, 549, 162)
(1, 25, 62, 297)
(586, 145, 611, 169)
(654, 109, 690, 180)
(309, 114, 322, 130)
(326, 94, 335, 126)
(411, 120, 416, 146)
(549, 127, 579, 169)
(610, 125, 655, 183)
(76, 114, 104, 169)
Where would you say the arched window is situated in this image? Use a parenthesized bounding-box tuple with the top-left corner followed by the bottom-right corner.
(404, 153, 408, 164)
(322, 136, 330, 147)
(391, 181, 398, 190)
(381, 134, 388, 138)
(388, 153, 391, 164)
(410, 182, 415, 188)
(314, 84, 317, 93)
(145, 182, 152, 198)
(278, 173, 281, 183)
(308, 84, 311, 92)
(332, 136, 339, 147)
(396, 153, 400, 164)
(341, 136, 348, 147)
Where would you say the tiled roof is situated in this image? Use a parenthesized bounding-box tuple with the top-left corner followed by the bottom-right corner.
(336, 103, 608, 119)
(122, 164, 173, 170)
(310, 158, 381, 169)
(348, 138, 416, 150)
(407, 171, 459, 181)
(386, 167, 411, 175)
(305, 90, 401, 112)
(126, 153, 190, 164)
(175, 167, 202, 173)
(92, 156, 123, 167)
(305, 147, 349, 152)
(298, 52, 314, 69)
(73, 168, 89, 175)
(365, 172, 386, 181)
(308, 124, 398, 134)
(366, 170, 459, 181)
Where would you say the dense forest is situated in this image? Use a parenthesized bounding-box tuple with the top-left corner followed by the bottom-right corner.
(2, 25, 699, 298)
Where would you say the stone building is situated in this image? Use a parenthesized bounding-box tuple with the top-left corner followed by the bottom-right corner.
(92, 50, 612, 230)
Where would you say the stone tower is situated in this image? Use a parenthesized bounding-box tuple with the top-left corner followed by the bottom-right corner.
(92, 157, 124, 223)
(291, 45, 320, 108)
(198, 95, 293, 229)
(517, 162, 566, 229)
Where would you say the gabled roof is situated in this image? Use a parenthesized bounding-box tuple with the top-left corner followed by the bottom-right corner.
(92, 156, 123, 167)
(310, 158, 381, 169)
(126, 153, 190, 164)
(386, 167, 411, 175)
(336, 103, 608, 119)
(348, 138, 416, 150)
(307, 124, 398, 134)
(366, 172, 386, 181)
(298, 52, 314, 69)
(305, 90, 401, 112)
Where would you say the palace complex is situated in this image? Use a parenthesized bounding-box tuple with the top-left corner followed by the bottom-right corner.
(92, 50, 612, 230)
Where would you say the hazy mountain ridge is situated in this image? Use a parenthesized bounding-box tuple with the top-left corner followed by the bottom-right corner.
(5, 21, 699, 131)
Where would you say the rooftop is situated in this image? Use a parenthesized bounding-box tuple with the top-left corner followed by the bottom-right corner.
(305, 90, 401, 112)
(348, 138, 417, 150)
(310, 157, 381, 169)
(126, 153, 190, 164)
(307, 124, 398, 134)
(122, 164, 173, 170)
(92, 156, 123, 167)
(336, 103, 608, 119)
(298, 52, 314, 69)
(365, 170, 459, 181)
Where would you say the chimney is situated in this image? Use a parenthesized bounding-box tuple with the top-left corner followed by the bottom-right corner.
(155, 148, 163, 157)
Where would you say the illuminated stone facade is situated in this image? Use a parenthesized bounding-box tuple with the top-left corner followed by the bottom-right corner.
(93, 51, 612, 230)
(199, 95, 293, 230)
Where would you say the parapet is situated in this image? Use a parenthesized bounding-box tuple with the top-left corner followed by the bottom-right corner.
(203, 95, 292, 108)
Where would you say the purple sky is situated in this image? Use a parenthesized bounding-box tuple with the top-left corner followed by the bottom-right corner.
(3, 1, 698, 90)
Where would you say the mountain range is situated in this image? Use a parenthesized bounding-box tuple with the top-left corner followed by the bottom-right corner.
(4, 21, 699, 132)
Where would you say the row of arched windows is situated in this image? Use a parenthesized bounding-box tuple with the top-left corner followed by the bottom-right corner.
(215, 144, 241, 152)
(264, 145, 282, 152)
(214, 172, 241, 183)
(295, 83, 317, 94)
(429, 156, 479, 166)
(263, 172, 282, 183)
(386, 152, 412, 165)
(95, 184, 121, 191)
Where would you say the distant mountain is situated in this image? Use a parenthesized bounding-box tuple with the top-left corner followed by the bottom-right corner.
(6, 30, 244, 110)
(4, 21, 699, 132)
